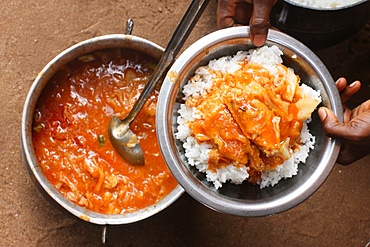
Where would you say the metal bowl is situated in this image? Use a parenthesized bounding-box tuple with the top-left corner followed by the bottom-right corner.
(156, 27, 342, 217)
(270, 0, 370, 49)
(21, 34, 184, 226)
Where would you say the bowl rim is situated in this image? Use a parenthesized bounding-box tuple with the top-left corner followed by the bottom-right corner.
(21, 34, 184, 225)
(282, 0, 368, 10)
(156, 26, 342, 217)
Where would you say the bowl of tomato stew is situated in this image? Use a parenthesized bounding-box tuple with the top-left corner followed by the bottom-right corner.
(21, 34, 183, 225)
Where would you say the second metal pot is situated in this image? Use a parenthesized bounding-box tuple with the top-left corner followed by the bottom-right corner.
(270, 0, 370, 49)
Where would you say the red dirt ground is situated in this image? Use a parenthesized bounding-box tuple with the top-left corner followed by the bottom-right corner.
(1, 1, 369, 246)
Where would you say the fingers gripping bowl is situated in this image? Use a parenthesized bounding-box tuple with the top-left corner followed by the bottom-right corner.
(156, 27, 342, 216)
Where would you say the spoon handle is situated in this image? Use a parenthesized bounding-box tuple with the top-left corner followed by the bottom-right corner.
(123, 0, 210, 124)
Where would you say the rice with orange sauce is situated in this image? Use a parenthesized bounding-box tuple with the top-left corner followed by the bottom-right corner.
(175, 46, 321, 189)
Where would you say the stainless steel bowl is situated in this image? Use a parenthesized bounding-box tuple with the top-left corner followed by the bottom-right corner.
(156, 27, 342, 217)
(270, 0, 370, 49)
(21, 34, 184, 226)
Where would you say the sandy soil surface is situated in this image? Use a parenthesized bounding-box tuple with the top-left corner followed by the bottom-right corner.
(1, 1, 369, 246)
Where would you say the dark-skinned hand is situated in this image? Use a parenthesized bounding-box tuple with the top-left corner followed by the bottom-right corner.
(318, 77, 370, 165)
(217, 0, 277, 46)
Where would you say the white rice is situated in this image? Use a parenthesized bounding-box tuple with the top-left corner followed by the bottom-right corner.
(176, 45, 322, 189)
(289, 0, 362, 9)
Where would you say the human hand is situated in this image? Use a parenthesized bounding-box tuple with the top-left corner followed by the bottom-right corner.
(318, 77, 370, 165)
(217, 0, 277, 46)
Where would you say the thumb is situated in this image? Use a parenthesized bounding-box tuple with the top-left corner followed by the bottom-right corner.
(249, 0, 275, 46)
(318, 107, 347, 140)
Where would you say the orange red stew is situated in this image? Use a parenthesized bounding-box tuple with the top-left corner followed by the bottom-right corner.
(32, 48, 178, 214)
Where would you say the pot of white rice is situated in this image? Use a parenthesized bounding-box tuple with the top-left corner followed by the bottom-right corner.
(270, 0, 370, 49)
(156, 27, 342, 216)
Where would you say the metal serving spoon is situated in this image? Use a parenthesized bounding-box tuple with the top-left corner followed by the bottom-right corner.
(108, 0, 210, 166)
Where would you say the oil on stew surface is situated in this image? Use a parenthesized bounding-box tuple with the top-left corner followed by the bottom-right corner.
(32, 48, 178, 214)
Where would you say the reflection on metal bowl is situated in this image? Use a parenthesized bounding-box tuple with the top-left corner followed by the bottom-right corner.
(156, 27, 342, 217)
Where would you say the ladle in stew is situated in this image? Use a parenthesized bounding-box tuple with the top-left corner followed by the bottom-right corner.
(108, 0, 210, 165)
